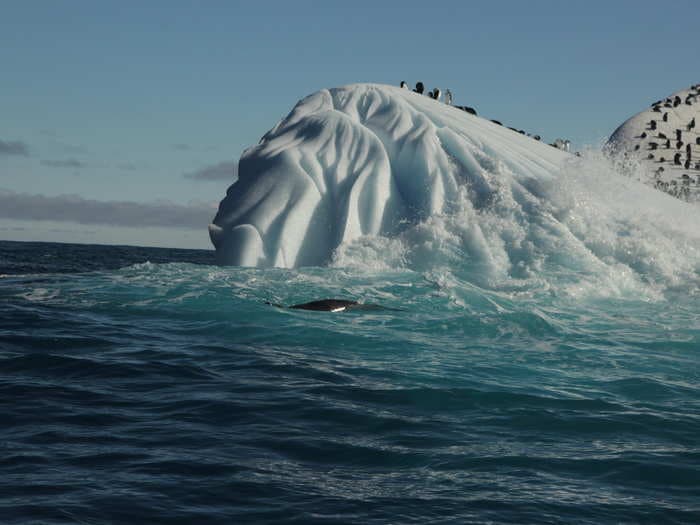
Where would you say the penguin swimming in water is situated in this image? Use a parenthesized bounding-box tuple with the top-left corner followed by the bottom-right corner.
(267, 299, 399, 312)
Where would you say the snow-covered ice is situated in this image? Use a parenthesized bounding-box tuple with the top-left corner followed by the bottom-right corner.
(608, 84, 700, 199)
(210, 83, 569, 267)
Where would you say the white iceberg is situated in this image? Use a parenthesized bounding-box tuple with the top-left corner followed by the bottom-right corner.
(607, 84, 700, 199)
(210, 83, 571, 267)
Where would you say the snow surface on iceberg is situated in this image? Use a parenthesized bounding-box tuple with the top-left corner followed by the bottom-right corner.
(607, 84, 700, 200)
(210, 83, 570, 267)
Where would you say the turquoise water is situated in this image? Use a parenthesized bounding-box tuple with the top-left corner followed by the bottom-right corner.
(1, 230, 699, 523)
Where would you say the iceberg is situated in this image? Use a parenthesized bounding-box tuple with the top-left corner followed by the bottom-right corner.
(607, 84, 700, 200)
(210, 83, 570, 267)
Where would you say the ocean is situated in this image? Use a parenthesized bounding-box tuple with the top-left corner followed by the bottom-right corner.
(1, 201, 699, 523)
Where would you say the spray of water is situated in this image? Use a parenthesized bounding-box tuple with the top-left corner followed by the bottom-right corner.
(332, 148, 700, 301)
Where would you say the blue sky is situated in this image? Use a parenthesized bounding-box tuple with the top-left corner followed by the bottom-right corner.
(1, 0, 698, 248)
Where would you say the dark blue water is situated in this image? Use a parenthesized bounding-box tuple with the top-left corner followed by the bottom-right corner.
(1, 240, 699, 524)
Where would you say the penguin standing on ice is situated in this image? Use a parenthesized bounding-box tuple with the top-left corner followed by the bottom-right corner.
(400, 81, 409, 89)
(688, 118, 696, 131)
(444, 89, 453, 105)
(413, 82, 425, 94)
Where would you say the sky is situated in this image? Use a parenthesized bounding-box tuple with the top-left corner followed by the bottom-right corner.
(1, 0, 698, 249)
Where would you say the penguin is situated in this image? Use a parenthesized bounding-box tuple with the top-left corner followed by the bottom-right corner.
(444, 89, 453, 105)
(431, 88, 441, 101)
(665, 139, 671, 149)
(663, 112, 669, 122)
(688, 118, 696, 131)
(649, 142, 658, 150)
(673, 95, 681, 107)
(650, 120, 657, 130)
(696, 137, 700, 145)
(640, 132, 648, 138)
(658, 133, 667, 139)
(676, 141, 683, 150)
(413, 82, 425, 94)
(400, 81, 409, 89)
(268, 299, 396, 312)
(685, 159, 691, 169)
(676, 129, 682, 141)
(674, 152, 682, 165)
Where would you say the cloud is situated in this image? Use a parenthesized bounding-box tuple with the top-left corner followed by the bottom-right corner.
(59, 143, 88, 154)
(116, 162, 138, 171)
(41, 158, 87, 168)
(0, 139, 29, 157)
(0, 189, 216, 230)
(184, 160, 237, 181)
